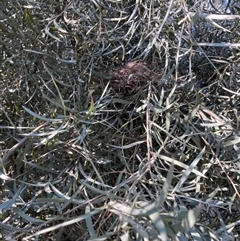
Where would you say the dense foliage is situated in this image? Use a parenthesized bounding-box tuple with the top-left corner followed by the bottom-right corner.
(0, 0, 240, 240)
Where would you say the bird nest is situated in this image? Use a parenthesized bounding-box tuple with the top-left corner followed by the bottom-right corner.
(108, 60, 153, 92)
(91, 59, 163, 95)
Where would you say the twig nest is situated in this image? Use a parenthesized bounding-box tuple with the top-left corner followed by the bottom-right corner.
(109, 60, 152, 92)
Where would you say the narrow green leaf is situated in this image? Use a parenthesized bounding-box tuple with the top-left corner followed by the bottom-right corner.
(25, 209, 102, 239)
(22, 106, 63, 122)
(173, 147, 206, 192)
